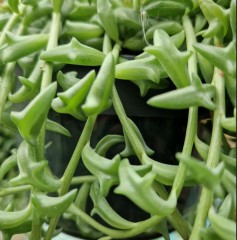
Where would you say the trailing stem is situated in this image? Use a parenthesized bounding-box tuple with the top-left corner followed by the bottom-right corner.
(190, 65, 225, 240)
(45, 116, 97, 240)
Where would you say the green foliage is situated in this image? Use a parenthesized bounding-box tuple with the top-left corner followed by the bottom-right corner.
(0, 0, 236, 239)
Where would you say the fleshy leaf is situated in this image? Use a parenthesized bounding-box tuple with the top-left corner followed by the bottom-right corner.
(194, 135, 236, 172)
(147, 73, 215, 110)
(0, 204, 32, 230)
(97, 0, 119, 42)
(82, 142, 120, 196)
(46, 119, 71, 137)
(57, 71, 79, 90)
(9, 60, 43, 103)
(0, 32, 48, 64)
(208, 207, 236, 240)
(142, 154, 195, 186)
(120, 118, 154, 157)
(114, 159, 177, 216)
(63, 20, 104, 41)
(52, 70, 95, 121)
(40, 38, 105, 66)
(197, 0, 230, 38)
(145, 29, 191, 88)
(176, 153, 224, 190)
(51, 0, 63, 13)
(10, 82, 57, 145)
(90, 181, 138, 229)
(95, 134, 124, 157)
(82, 52, 115, 116)
(9, 141, 61, 192)
(115, 56, 163, 84)
(32, 189, 77, 217)
(193, 41, 236, 78)
(7, 0, 19, 13)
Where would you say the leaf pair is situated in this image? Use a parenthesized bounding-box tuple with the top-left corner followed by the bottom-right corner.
(10, 141, 61, 192)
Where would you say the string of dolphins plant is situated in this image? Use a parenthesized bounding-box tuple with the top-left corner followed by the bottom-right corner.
(0, 0, 236, 240)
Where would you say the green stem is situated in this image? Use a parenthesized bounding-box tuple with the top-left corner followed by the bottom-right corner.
(171, 14, 198, 198)
(0, 62, 16, 124)
(112, 86, 145, 161)
(71, 175, 96, 185)
(35, 11, 61, 161)
(0, 185, 31, 197)
(0, 11, 21, 46)
(45, 116, 97, 240)
(112, 86, 190, 239)
(133, 0, 141, 11)
(69, 203, 163, 239)
(190, 67, 225, 240)
(31, 208, 42, 240)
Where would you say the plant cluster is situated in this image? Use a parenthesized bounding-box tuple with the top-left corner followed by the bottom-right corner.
(0, 0, 236, 240)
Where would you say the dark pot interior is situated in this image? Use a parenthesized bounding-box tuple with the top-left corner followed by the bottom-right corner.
(45, 63, 189, 239)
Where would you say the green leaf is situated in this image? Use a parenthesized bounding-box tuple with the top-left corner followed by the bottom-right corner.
(0, 204, 32, 230)
(142, 154, 195, 186)
(46, 119, 71, 137)
(7, 0, 19, 13)
(147, 73, 215, 110)
(145, 29, 191, 88)
(82, 142, 120, 196)
(95, 134, 124, 157)
(51, 0, 63, 13)
(230, 0, 236, 38)
(52, 70, 95, 121)
(194, 136, 236, 172)
(115, 56, 163, 84)
(97, 0, 119, 42)
(62, 20, 104, 41)
(0, 32, 48, 64)
(0, 151, 17, 181)
(208, 207, 236, 240)
(9, 60, 43, 103)
(115, 159, 177, 216)
(9, 141, 61, 192)
(90, 181, 138, 229)
(32, 189, 77, 217)
(40, 38, 105, 66)
(121, 118, 154, 157)
(193, 41, 236, 78)
(197, 0, 230, 38)
(176, 153, 224, 190)
(145, 21, 183, 41)
(82, 52, 115, 116)
(144, 1, 186, 18)
(10, 82, 57, 145)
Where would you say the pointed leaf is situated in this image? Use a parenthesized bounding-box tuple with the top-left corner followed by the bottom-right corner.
(90, 181, 138, 229)
(194, 41, 236, 78)
(82, 52, 115, 116)
(0, 204, 32, 230)
(114, 159, 177, 216)
(176, 153, 224, 190)
(97, 0, 119, 42)
(32, 189, 77, 217)
(40, 38, 105, 66)
(142, 154, 195, 186)
(0, 32, 48, 64)
(95, 134, 124, 157)
(10, 82, 57, 145)
(121, 118, 154, 157)
(115, 56, 162, 84)
(197, 0, 230, 38)
(208, 207, 236, 240)
(46, 119, 71, 137)
(147, 81, 215, 110)
(56, 70, 79, 90)
(82, 142, 120, 196)
(145, 29, 191, 88)
(52, 70, 95, 120)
